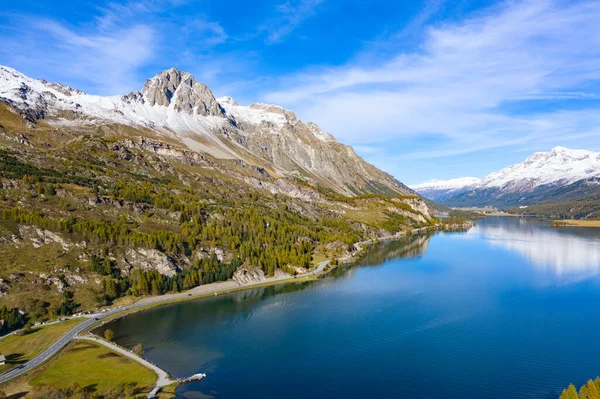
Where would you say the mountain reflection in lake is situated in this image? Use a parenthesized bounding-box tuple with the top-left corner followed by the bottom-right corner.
(106, 217, 600, 399)
(469, 217, 600, 276)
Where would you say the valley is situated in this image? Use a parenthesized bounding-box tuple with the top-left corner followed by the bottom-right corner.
(0, 4, 599, 396)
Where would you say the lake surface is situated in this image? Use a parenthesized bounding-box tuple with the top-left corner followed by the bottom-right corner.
(105, 217, 600, 399)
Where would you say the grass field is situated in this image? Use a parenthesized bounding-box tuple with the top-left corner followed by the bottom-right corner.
(29, 340, 156, 394)
(551, 220, 600, 227)
(0, 318, 83, 374)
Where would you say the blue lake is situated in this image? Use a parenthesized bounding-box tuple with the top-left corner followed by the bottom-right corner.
(106, 217, 600, 398)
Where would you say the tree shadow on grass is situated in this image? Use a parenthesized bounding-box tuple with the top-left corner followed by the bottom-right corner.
(6, 392, 28, 399)
(83, 383, 98, 393)
(5, 352, 25, 365)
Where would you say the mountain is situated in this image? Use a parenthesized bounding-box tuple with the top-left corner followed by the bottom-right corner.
(473, 146, 600, 192)
(0, 65, 411, 197)
(411, 147, 600, 213)
(0, 65, 439, 318)
(409, 177, 481, 202)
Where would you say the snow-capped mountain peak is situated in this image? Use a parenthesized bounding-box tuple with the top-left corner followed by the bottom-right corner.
(412, 146, 600, 206)
(0, 65, 412, 197)
(478, 147, 600, 190)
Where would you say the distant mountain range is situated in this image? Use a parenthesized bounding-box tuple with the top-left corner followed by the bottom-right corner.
(410, 177, 482, 202)
(411, 147, 600, 217)
(0, 65, 411, 197)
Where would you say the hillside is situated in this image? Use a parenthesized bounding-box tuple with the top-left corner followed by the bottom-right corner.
(0, 67, 434, 327)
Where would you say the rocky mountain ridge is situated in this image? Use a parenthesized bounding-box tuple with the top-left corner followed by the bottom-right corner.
(0, 65, 411, 197)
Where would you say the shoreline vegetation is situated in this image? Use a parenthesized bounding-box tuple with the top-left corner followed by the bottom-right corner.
(86, 221, 469, 332)
(560, 377, 600, 399)
(551, 219, 600, 228)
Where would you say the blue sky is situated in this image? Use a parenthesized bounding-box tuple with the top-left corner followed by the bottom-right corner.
(1, 0, 599, 185)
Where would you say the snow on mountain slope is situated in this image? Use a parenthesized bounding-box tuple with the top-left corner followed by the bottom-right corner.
(476, 146, 600, 192)
(410, 177, 482, 201)
(410, 177, 482, 191)
(412, 147, 600, 206)
(0, 65, 228, 134)
(0, 65, 412, 196)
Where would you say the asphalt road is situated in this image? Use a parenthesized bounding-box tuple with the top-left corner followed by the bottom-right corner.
(0, 305, 136, 384)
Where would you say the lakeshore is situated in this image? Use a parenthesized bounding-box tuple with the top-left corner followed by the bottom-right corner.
(85, 226, 437, 331)
(106, 216, 600, 399)
(551, 219, 600, 228)
(105, 216, 600, 399)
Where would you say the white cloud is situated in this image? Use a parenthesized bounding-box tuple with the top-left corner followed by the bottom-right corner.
(0, 0, 230, 95)
(262, 0, 600, 156)
(31, 19, 155, 94)
(0, 6, 156, 95)
(263, 0, 326, 43)
(182, 19, 228, 46)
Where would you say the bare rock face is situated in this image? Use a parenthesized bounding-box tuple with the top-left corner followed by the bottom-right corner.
(195, 247, 230, 262)
(142, 68, 181, 107)
(141, 68, 225, 117)
(123, 248, 179, 277)
(242, 177, 322, 201)
(17, 226, 73, 251)
(400, 197, 431, 219)
(38, 273, 67, 293)
(232, 267, 266, 285)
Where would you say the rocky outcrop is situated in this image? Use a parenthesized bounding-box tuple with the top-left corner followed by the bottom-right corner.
(232, 267, 266, 285)
(114, 137, 210, 167)
(274, 269, 292, 279)
(0, 131, 31, 146)
(123, 248, 179, 277)
(17, 226, 76, 251)
(242, 177, 322, 201)
(37, 273, 67, 293)
(140, 68, 226, 117)
(195, 247, 230, 262)
(0, 279, 10, 296)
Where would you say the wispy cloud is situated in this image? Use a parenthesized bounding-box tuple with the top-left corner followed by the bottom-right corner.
(0, 0, 230, 95)
(0, 16, 154, 94)
(262, 0, 600, 158)
(181, 18, 228, 46)
(263, 0, 326, 43)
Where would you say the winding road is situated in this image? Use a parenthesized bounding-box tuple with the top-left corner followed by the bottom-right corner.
(0, 305, 138, 384)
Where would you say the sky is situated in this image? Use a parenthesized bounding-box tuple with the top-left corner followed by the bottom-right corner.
(0, 0, 599, 185)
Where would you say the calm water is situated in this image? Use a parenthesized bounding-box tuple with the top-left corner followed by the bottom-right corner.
(104, 217, 600, 399)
